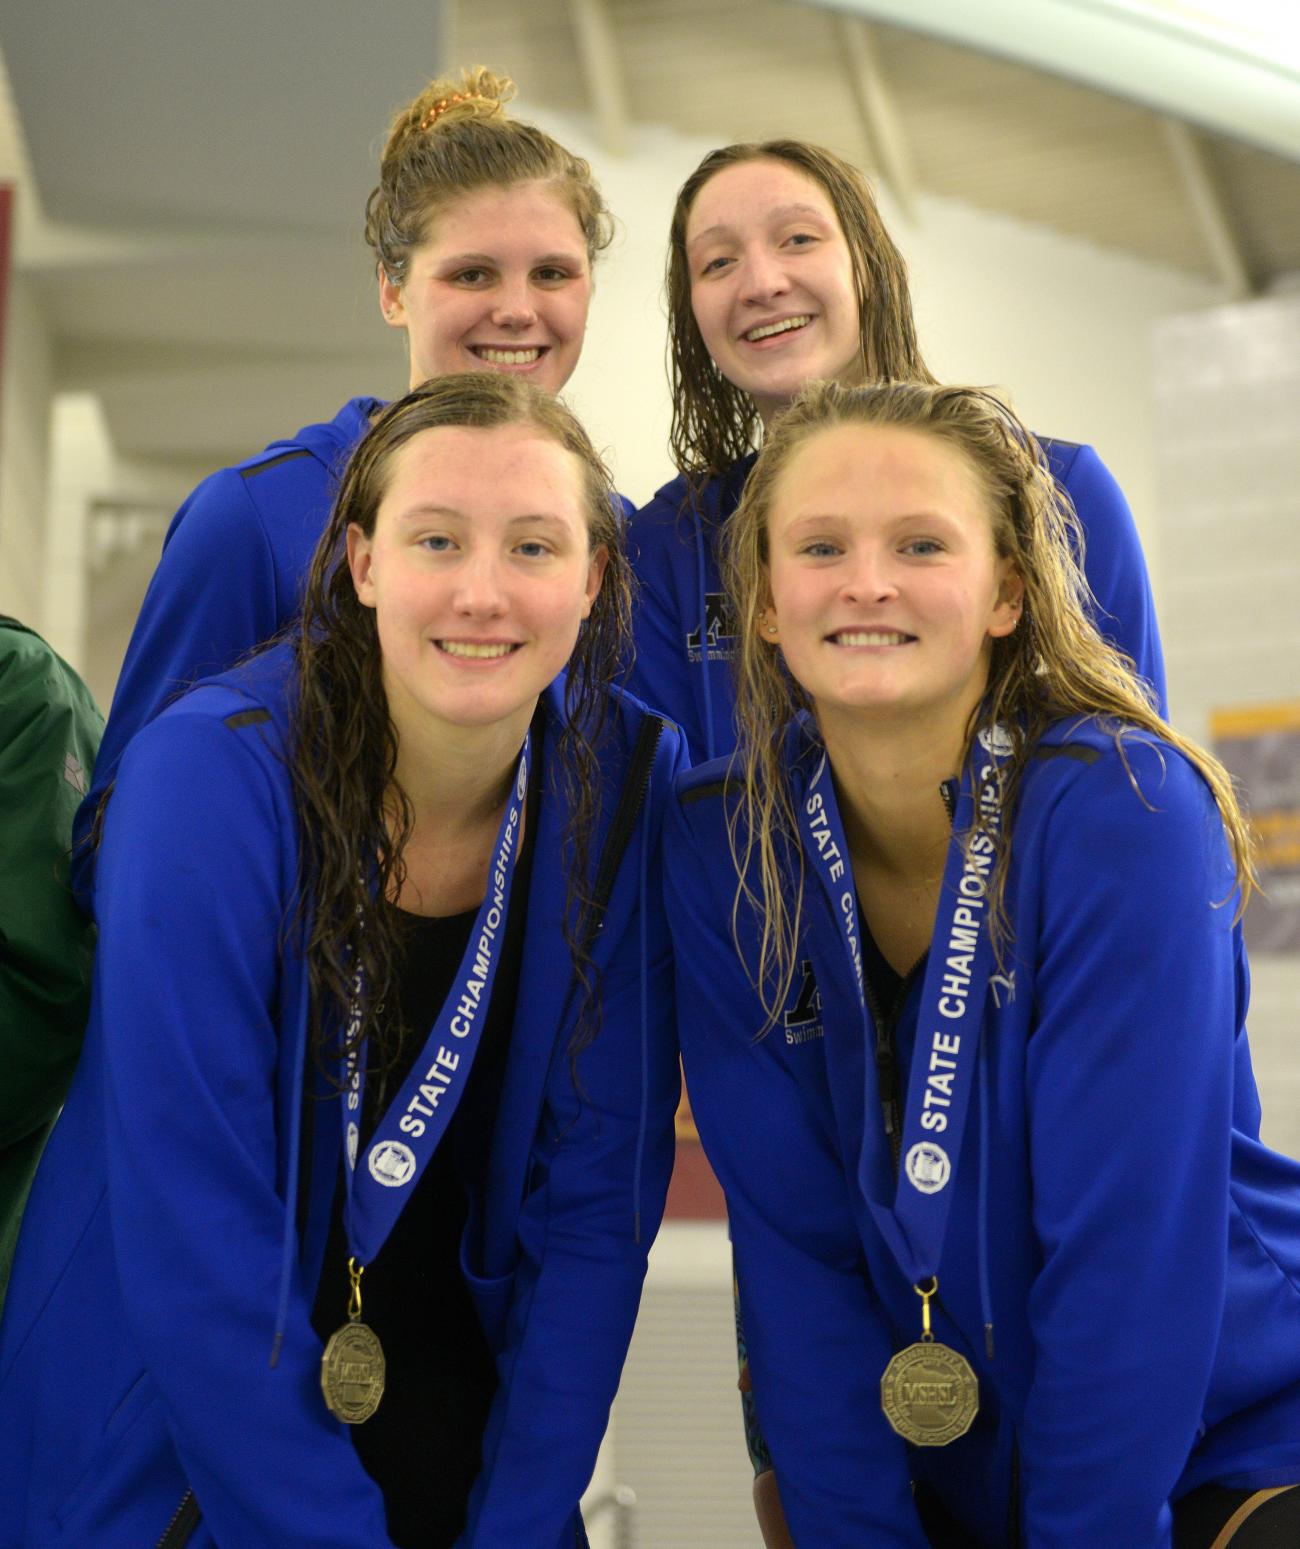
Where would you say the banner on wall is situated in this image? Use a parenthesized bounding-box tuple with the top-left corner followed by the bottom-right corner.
(1212, 702, 1300, 954)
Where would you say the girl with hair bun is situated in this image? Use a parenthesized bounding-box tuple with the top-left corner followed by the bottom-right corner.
(626, 139, 1165, 766)
(665, 379, 1300, 1547)
(72, 66, 614, 899)
(2, 374, 685, 1548)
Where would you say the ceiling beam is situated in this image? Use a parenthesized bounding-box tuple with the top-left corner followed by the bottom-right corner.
(566, 0, 630, 157)
(801, 0, 1300, 162)
(1158, 117, 1252, 300)
(835, 14, 919, 222)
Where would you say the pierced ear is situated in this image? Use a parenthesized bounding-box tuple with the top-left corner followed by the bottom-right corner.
(346, 523, 377, 608)
(757, 602, 780, 642)
(989, 565, 1025, 639)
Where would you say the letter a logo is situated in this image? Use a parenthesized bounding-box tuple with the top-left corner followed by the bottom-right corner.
(685, 593, 737, 661)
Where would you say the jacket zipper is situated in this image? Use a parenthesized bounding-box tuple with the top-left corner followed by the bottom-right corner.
(155, 1488, 200, 1549)
(1008, 1439, 1022, 1546)
(582, 714, 665, 947)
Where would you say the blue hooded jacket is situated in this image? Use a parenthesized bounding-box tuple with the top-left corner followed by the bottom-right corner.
(2, 644, 685, 1549)
(666, 718, 1300, 1547)
(627, 439, 1168, 763)
(71, 398, 638, 912)
(70, 397, 382, 906)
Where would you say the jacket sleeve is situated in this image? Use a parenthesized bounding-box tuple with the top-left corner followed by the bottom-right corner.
(626, 498, 708, 763)
(459, 725, 688, 1548)
(97, 710, 394, 1549)
(0, 632, 102, 1148)
(1057, 443, 1169, 714)
(1019, 743, 1238, 1547)
(71, 467, 288, 906)
(665, 792, 929, 1548)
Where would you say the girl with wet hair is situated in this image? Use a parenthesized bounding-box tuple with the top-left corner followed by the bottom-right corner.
(665, 379, 1300, 1548)
(629, 137, 1169, 1543)
(72, 65, 615, 901)
(1, 375, 685, 1549)
(626, 138, 1165, 766)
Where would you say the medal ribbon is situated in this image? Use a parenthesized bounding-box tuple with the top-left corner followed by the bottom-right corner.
(799, 731, 1005, 1288)
(340, 736, 530, 1267)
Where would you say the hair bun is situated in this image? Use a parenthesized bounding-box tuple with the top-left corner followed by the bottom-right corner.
(367, 65, 610, 286)
(410, 67, 516, 135)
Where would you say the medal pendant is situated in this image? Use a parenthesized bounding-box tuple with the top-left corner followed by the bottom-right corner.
(881, 1339, 979, 1447)
(321, 1318, 386, 1425)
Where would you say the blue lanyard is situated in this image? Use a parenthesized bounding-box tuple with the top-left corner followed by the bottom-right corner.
(340, 736, 530, 1268)
(799, 729, 1006, 1286)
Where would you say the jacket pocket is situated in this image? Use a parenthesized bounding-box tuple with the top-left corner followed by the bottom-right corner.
(52, 1371, 153, 1527)
(461, 1261, 516, 1351)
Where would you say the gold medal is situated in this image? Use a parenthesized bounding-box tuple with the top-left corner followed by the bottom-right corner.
(882, 1340, 978, 1446)
(321, 1319, 386, 1424)
(320, 1258, 386, 1425)
(880, 1279, 978, 1447)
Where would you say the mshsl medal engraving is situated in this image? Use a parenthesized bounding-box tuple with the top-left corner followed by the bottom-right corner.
(881, 1340, 978, 1446)
(321, 1319, 386, 1425)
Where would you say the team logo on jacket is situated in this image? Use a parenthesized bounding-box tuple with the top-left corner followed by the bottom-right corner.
(368, 1139, 416, 1188)
(784, 960, 824, 1045)
(905, 1141, 951, 1195)
(685, 593, 738, 664)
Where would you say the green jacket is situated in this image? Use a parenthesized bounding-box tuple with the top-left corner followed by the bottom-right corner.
(0, 617, 102, 1305)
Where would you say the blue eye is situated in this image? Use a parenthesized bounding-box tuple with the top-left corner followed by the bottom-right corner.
(516, 540, 552, 558)
(421, 534, 454, 552)
(802, 541, 840, 558)
(904, 538, 944, 557)
(700, 255, 732, 276)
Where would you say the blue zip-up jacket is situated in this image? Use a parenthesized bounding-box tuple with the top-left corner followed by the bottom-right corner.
(628, 441, 1168, 764)
(72, 398, 637, 908)
(70, 396, 382, 906)
(666, 719, 1300, 1547)
(2, 644, 685, 1549)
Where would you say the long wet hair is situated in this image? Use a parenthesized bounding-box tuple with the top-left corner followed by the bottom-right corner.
(290, 373, 631, 1079)
(365, 65, 614, 285)
(667, 139, 936, 481)
(722, 379, 1255, 1029)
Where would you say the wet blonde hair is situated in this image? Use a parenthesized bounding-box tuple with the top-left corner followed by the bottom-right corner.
(667, 139, 936, 480)
(365, 66, 614, 286)
(722, 379, 1254, 1028)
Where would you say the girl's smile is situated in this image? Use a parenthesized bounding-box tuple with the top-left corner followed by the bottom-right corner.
(763, 422, 1022, 739)
(347, 421, 605, 742)
(686, 159, 861, 424)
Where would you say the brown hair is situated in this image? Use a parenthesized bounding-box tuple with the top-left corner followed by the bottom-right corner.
(291, 372, 630, 1078)
(722, 379, 1255, 1028)
(667, 140, 936, 480)
(365, 65, 615, 286)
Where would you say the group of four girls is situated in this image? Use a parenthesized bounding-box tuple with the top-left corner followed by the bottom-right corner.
(2, 65, 1298, 1549)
